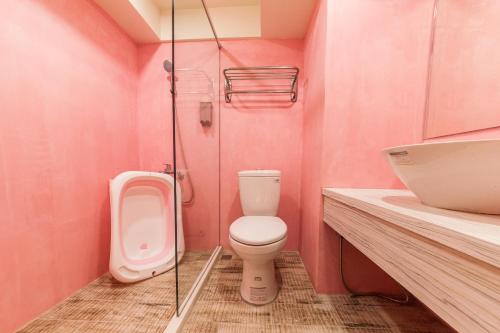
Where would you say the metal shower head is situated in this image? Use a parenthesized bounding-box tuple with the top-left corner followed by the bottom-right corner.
(163, 60, 172, 73)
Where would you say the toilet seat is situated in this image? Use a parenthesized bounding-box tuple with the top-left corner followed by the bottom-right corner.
(230, 216, 287, 246)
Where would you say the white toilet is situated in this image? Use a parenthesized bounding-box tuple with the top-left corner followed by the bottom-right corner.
(229, 170, 287, 305)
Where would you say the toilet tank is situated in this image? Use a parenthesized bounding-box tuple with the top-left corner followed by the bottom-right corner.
(239, 170, 281, 216)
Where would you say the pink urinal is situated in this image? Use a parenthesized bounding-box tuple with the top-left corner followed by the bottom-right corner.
(109, 171, 184, 283)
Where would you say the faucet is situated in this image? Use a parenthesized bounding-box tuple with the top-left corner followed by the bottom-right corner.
(160, 163, 173, 174)
(159, 163, 185, 181)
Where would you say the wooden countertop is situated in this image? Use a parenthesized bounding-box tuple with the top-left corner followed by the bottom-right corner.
(323, 188, 500, 268)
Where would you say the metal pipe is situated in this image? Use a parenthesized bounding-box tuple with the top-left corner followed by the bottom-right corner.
(229, 90, 295, 94)
(225, 66, 299, 70)
(201, 0, 222, 50)
(226, 77, 297, 80)
(170, 0, 180, 317)
(339, 236, 410, 304)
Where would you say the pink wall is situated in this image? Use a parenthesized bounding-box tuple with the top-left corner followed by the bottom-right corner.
(137, 41, 221, 250)
(425, 0, 500, 138)
(0, 1, 139, 332)
(137, 39, 304, 251)
(219, 39, 304, 251)
(300, 0, 436, 293)
(5, 1, 500, 330)
(299, 0, 326, 290)
(301, 0, 500, 294)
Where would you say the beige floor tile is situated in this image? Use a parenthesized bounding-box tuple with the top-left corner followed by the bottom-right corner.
(17, 251, 211, 333)
(17, 251, 453, 333)
(16, 319, 82, 333)
(181, 251, 454, 333)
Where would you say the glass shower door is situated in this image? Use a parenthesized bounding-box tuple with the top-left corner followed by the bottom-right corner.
(171, 0, 221, 315)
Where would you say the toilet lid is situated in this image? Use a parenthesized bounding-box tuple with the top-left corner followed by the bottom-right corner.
(230, 216, 287, 246)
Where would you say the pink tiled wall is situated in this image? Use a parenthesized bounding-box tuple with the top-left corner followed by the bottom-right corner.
(0, 1, 139, 331)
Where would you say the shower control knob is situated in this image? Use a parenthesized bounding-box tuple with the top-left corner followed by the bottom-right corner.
(162, 163, 172, 174)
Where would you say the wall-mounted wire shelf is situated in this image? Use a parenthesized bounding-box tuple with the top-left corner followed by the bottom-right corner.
(223, 66, 299, 103)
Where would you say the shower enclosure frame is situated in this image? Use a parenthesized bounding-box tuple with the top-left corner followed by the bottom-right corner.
(169, 0, 223, 320)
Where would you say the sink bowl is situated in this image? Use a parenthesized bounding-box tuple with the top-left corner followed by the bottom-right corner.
(383, 139, 500, 214)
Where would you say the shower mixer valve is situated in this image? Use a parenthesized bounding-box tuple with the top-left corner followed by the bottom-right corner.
(161, 163, 172, 174)
(160, 163, 187, 181)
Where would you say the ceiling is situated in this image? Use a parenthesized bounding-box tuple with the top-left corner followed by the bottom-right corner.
(153, 0, 259, 10)
(261, 0, 316, 39)
(94, 0, 317, 43)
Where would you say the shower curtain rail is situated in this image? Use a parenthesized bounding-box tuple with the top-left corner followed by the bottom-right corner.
(224, 66, 299, 103)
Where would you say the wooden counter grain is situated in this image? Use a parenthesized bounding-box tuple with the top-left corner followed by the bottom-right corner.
(323, 188, 500, 333)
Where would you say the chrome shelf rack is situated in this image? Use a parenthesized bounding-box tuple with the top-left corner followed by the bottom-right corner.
(223, 66, 299, 103)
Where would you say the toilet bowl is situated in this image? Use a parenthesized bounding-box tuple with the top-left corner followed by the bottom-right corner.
(229, 170, 287, 305)
(109, 171, 184, 283)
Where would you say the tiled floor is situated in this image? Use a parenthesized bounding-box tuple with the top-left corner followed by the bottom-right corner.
(16, 251, 212, 333)
(182, 251, 454, 333)
(17, 251, 454, 333)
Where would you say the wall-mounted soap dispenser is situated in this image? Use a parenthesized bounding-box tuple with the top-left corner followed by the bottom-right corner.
(200, 101, 212, 127)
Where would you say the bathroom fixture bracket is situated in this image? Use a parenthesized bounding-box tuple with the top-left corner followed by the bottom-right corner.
(201, 0, 222, 50)
(223, 66, 299, 103)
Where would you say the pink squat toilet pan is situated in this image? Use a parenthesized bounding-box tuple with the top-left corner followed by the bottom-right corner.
(109, 171, 184, 283)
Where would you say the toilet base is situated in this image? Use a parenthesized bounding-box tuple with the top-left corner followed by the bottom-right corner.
(241, 260, 279, 305)
(229, 236, 287, 305)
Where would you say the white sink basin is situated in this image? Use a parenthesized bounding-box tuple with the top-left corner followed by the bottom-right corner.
(383, 139, 500, 215)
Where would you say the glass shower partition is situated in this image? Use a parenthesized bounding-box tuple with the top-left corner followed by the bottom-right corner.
(171, 0, 221, 316)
